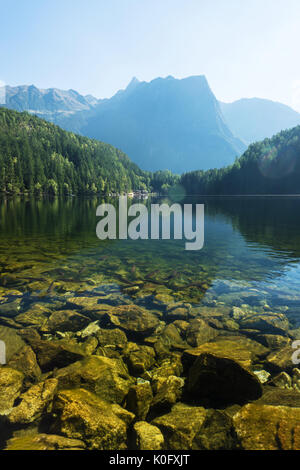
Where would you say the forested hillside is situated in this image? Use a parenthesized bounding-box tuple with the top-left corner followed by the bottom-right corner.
(0, 108, 150, 195)
(180, 126, 300, 194)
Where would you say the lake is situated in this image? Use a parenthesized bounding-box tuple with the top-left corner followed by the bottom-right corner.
(0, 195, 300, 325)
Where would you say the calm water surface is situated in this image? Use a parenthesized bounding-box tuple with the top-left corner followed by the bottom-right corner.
(0, 196, 300, 327)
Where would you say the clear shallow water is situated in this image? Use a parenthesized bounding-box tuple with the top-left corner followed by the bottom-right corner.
(0, 195, 300, 327)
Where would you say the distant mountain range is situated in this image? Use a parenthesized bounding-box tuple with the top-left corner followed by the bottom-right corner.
(1, 77, 300, 173)
(220, 98, 300, 145)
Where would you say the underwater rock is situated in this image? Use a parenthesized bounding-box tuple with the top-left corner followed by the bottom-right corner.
(52, 388, 133, 450)
(126, 381, 153, 420)
(151, 376, 184, 413)
(253, 370, 271, 384)
(77, 321, 101, 338)
(269, 372, 293, 390)
(96, 327, 128, 349)
(152, 403, 207, 449)
(151, 356, 183, 383)
(0, 299, 22, 318)
(54, 355, 134, 404)
(104, 305, 160, 338)
(5, 433, 86, 450)
(43, 310, 90, 333)
(191, 409, 238, 450)
(0, 326, 26, 362)
(182, 339, 254, 371)
(133, 421, 164, 450)
(123, 343, 156, 376)
(255, 334, 291, 350)
(233, 403, 300, 450)
(15, 304, 51, 328)
(186, 351, 262, 407)
(8, 346, 41, 383)
(8, 378, 58, 425)
(185, 318, 219, 347)
(0, 367, 24, 415)
(24, 337, 86, 372)
(239, 312, 290, 335)
(266, 344, 295, 372)
(165, 303, 191, 321)
(255, 386, 300, 407)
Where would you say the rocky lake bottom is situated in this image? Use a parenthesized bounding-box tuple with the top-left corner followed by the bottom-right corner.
(0, 196, 300, 450)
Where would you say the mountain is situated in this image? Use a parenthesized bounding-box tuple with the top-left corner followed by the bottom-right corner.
(75, 75, 246, 173)
(180, 124, 300, 195)
(0, 85, 99, 124)
(220, 98, 300, 145)
(0, 107, 150, 195)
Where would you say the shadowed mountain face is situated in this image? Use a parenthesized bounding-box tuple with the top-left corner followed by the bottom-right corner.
(220, 98, 300, 145)
(78, 75, 246, 173)
(0, 85, 99, 123)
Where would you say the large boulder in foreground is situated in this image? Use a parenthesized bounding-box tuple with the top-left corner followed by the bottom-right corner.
(233, 404, 300, 450)
(186, 352, 262, 407)
(52, 389, 134, 450)
(54, 355, 134, 404)
(152, 403, 237, 450)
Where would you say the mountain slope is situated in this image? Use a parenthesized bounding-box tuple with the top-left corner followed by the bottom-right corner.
(180, 125, 300, 194)
(220, 98, 300, 145)
(0, 108, 150, 194)
(0, 85, 99, 124)
(76, 75, 246, 173)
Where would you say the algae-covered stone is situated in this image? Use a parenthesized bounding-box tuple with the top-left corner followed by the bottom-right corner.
(0, 299, 22, 318)
(182, 339, 254, 370)
(43, 310, 90, 333)
(192, 409, 238, 450)
(105, 305, 159, 338)
(6, 433, 86, 450)
(53, 389, 130, 450)
(185, 318, 219, 347)
(24, 337, 86, 372)
(0, 367, 24, 415)
(96, 328, 128, 349)
(123, 343, 156, 375)
(8, 345, 41, 383)
(151, 376, 184, 413)
(239, 312, 290, 335)
(54, 355, 133, 404)
(15, 304, 51, 328)
(9, 378, 58, 424)
(266, 344, 295, 372)
(152, 403, 207, 449)
(126, 382, 153, 420)
(233, 403, 300, 450)
(133, 421, 164, 450)
(186, 352, 262, 407)
(0, 326, 26, 362)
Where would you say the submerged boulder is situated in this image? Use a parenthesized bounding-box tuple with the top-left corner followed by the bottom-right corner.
(152, 402, 237, 450)
(0, 367, 24, 415)
(133, 421, 164, 450)
(8, 345, 41, 383)
(8, 378, 58, 425)
(54, 355, 133, 404)
(186, 352, 262, 407)
(126, 381, 153, 420)
(104, 305, 160, 338)
(5, 433, 86, 450)
(52, 388, 133, 450)
(233, 403, 300, 450)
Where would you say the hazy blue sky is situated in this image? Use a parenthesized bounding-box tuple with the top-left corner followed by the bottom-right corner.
(1, 0, 300, 110)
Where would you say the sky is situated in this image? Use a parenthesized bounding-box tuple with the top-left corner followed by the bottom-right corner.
(1, 0, 300, 110)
